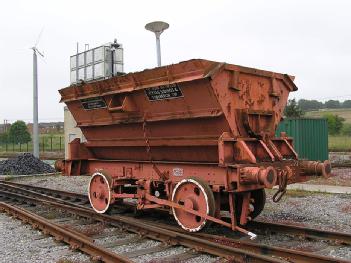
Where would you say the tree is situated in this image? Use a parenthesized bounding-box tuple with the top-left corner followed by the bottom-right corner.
(342, 100, 351, 108)
(341, 123, 351, 136)
(8, 121, 31, 144)
(324, 100, 340, 109)
(0, 132, 9, 143)
(324, 114, 345, 135)
(298, 99, 324, 111)
(284, 99, 304, 118)
(55, 123, 62, 133)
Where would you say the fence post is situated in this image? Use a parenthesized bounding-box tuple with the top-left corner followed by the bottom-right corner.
(20, 143, 21, 152)
(42, 137, 45, 152)
(59, 136, 62, 151)
(27, 142, 29, 152)
(50, 137, 53, 151)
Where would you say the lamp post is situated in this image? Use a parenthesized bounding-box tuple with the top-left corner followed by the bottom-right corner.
(145, 21, 169, 67)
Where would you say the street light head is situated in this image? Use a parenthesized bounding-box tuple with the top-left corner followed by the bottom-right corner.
(145, 21, 169, 67)
(145, 21, 169, 34)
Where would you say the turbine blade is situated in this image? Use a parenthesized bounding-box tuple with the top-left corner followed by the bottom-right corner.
(34, 27, 45, 48)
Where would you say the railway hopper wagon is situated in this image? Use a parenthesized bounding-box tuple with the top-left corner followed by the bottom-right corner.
(58, 59, 331, 236)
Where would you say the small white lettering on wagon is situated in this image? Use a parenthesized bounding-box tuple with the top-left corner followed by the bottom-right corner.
(173, 168, 183, 176)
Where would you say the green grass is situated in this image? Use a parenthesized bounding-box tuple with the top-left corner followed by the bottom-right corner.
(305, 109, 351, 151)
(329, 135, 351, 152)
(306, 108, 351, 124)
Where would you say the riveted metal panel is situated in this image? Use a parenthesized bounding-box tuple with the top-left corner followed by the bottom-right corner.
(60, 59, 297, 162)
(276, 118, 328, 161)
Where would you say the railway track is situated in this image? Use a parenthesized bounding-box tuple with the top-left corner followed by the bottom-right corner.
(1, 180, 350, 245)
(0, 182, 279, 262)
(0, 180, 349, 262)
(0, 202, 131, 263)
(332, 163, 351, 168)
(248, 220, 351, 245)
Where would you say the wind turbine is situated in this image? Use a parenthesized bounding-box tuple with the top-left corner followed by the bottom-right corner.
(31, 29, 44, 158)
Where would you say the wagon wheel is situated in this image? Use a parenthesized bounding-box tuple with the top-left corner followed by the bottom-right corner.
(172, 177, 215, 232)
(235, 189, 266, 221)
(249, 188, 266, 219)
(88, 172, 113, 214)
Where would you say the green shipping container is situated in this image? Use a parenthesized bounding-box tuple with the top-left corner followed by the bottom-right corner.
(275, 118, 328, 161)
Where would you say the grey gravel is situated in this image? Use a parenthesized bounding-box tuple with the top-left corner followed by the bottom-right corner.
(256, 190, 351, 259)
(112, 239, 160, 254)
(95, 233, 136, 246)
(186, 255, 219, 263)
(0, 212, 91, 263)
(330, 152, 351, 165)
(260, 190, 351, 233)
(0, 153, 55, 175)
(327, 247, 351, 259)
(11, 174, 90, 194)
(10, 173, 351, 261)
(134, 246, 189, 263)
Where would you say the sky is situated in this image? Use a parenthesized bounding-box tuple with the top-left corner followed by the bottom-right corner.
(0, 0, 350, 123)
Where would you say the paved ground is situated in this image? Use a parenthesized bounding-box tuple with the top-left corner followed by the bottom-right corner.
(286, 183, 351, 193)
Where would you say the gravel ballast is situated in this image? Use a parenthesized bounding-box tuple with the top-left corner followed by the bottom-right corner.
(7, 172, 351, 261)
(0, 212, 90, 263)
(260, 189, 351, 233)
(0, 153, 55, 175)
(11, 174, 90, 194)
(304, 168, 351, 187)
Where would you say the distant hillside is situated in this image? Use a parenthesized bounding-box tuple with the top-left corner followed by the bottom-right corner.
(305, 108, 351, 124)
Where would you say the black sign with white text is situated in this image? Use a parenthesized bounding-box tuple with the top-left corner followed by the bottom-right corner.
(145, 84, 183, 101)
(81, 97, 107, 110)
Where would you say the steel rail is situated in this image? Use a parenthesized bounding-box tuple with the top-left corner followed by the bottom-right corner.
(0, 180, 87, 201)
(2, 180, 351, 246)
(0, 202, 131, 263)
(144, 220, 351, 263)
(0, 182, 88, 209)
(249, 220, 351, 245)
(0, 188, 348, 263)
(0, 188, 284, 263)
(331, 163, 351, 168)
(199, 233, 351, 263)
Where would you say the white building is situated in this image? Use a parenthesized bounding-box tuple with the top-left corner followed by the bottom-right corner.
(64, 106, 85, 159)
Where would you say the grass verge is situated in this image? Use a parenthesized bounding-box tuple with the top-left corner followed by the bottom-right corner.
(329, 135, 351, 152)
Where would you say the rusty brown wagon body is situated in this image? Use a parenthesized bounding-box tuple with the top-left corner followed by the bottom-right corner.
(58, 59, 331, 235)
